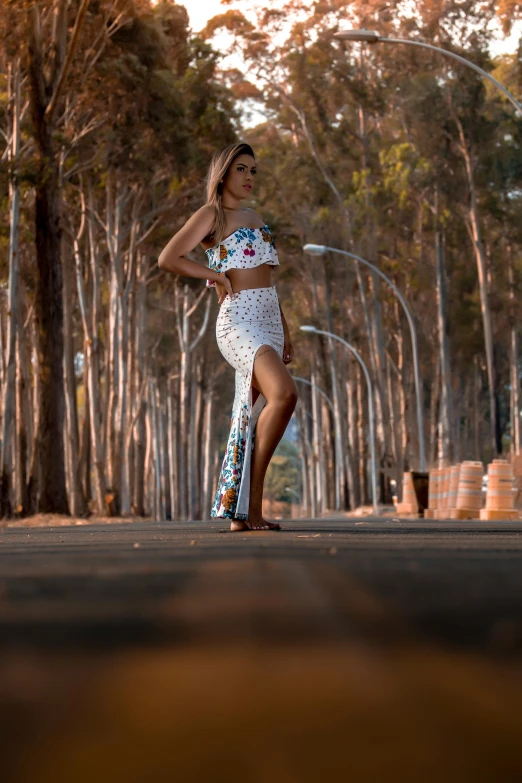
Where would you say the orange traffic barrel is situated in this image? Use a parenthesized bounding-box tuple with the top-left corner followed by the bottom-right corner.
(485, 460, 514, 510)
(439, 467, 451, 509)
(456, 461, 483, 511)
(402, 471, 418, 510)
(448, 464, 461, 509)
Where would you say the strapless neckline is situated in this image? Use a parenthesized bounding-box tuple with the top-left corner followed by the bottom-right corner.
(206, 225, 269, 253)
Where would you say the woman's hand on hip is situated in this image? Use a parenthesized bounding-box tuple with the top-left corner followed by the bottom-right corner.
(283, 340, 294, 364)
(216, 273, 234, 305)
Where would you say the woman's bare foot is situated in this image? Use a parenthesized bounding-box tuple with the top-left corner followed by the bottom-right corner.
(230, 520, 250, 532)
(246, 517, 282, 531)
(230, 518, 281, 531)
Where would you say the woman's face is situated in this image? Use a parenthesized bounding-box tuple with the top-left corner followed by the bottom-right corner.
(223, 154, 256, 200)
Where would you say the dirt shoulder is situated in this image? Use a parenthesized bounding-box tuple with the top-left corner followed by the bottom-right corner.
(0, 513, 151, 529)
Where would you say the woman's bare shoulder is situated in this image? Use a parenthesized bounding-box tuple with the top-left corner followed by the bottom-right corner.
(158, 205, 215, 267)
(244, 207, 266, 227)
(191, 204, 215, 226)
(182, 205, 215, 242)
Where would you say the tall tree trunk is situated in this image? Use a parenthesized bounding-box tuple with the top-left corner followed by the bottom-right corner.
(323, 397, 336, 510)
(15, 331, 28, 515)
(1, 59, 22, 516)
(358, 93, 391, 480)
(191, 361, 204, 520)
(133, 401, 146, 517)
(61, 230, 85, 516)
(323, 274, 346, 509)
(473, 357, 482, 460)
(132, 257, 148, 517)
(73, 187, 106, 514)
(144, 391, 153, 516)
(311, 365, 325, 515)
(174, 284, 211, 519)
(18, 302, 34, 515)
(304, 397, 317, 518)
(298, 405, 311, 517)
(202, 387, 214, 519)
(167, 380, 178, 520)
(454, 115, 498, 457)
(117, 195, 141, 514)
(149, 380, 162, 520)
(394, 300, 408, 471)
(105, 173, 124, 510)
(385, 352, 399, 468)
(453, 376, 463, 461)
(508, 248, 520, 455)
(178, 344, 189, 519)
(156, 386, 166, 521)
(79, 373, 91, 505)
(386, 349, 405, 489)
(435, 226, 453, 466)
(27, 321, 41, 513)
(356, 364, 367, 503)
(27, 6, 70, 512)
(346, 369, 360, 509)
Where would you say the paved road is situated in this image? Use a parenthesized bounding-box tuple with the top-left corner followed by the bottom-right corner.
(2, 518, 522, 782)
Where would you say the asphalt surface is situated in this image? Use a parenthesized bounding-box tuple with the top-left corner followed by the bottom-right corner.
(2, 516, 522, 652)
(2, 517, 522, 782)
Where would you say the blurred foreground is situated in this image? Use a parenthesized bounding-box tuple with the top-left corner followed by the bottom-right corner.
(2, 518, 522, 782)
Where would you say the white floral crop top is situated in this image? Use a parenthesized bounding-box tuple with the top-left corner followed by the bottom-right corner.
(205, 225, 279, 287)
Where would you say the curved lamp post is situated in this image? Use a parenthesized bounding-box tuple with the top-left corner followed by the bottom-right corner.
(304, 243, 425, 472)
(291, 376, 335, 416)
(300, 325, 379, 513)
(333, 29, 522, 115)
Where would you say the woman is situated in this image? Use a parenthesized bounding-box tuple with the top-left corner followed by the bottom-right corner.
(158, 142, 298, 531)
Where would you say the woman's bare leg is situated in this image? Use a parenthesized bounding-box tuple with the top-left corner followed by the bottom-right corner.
(243, 346, 298, 529)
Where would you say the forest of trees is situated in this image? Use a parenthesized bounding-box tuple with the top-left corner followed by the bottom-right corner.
(0, 0, 521, 520)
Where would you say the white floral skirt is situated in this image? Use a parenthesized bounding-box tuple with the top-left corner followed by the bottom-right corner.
(211, 286, 284, 520)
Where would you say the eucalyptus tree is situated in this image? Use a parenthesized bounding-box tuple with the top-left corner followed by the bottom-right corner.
(202, 0, 522, 488)
(0, 0, 239, 519)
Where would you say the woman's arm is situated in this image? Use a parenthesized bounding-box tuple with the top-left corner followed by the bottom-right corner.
(158, 206, 231, 291)
(279, 301, 294, 364)
(279, 301, 290, 336)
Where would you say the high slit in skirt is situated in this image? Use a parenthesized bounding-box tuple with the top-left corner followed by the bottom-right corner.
(211, 285, 284, 520)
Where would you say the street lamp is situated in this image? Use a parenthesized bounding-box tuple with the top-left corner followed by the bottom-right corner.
(300, 324, 379, 513)
(285, 486, 300, 498)
(333, 29, 522, 115)
(285, 485, 301, 518)
(304, 243, 425, 472)
(291, 375, 335, 417)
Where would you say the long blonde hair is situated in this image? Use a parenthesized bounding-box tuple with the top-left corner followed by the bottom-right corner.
(205, 142, 255, 244)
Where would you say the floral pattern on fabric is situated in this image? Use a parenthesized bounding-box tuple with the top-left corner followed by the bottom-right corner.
(205, 225, 279, 287)
(211, 405, 250, 519)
